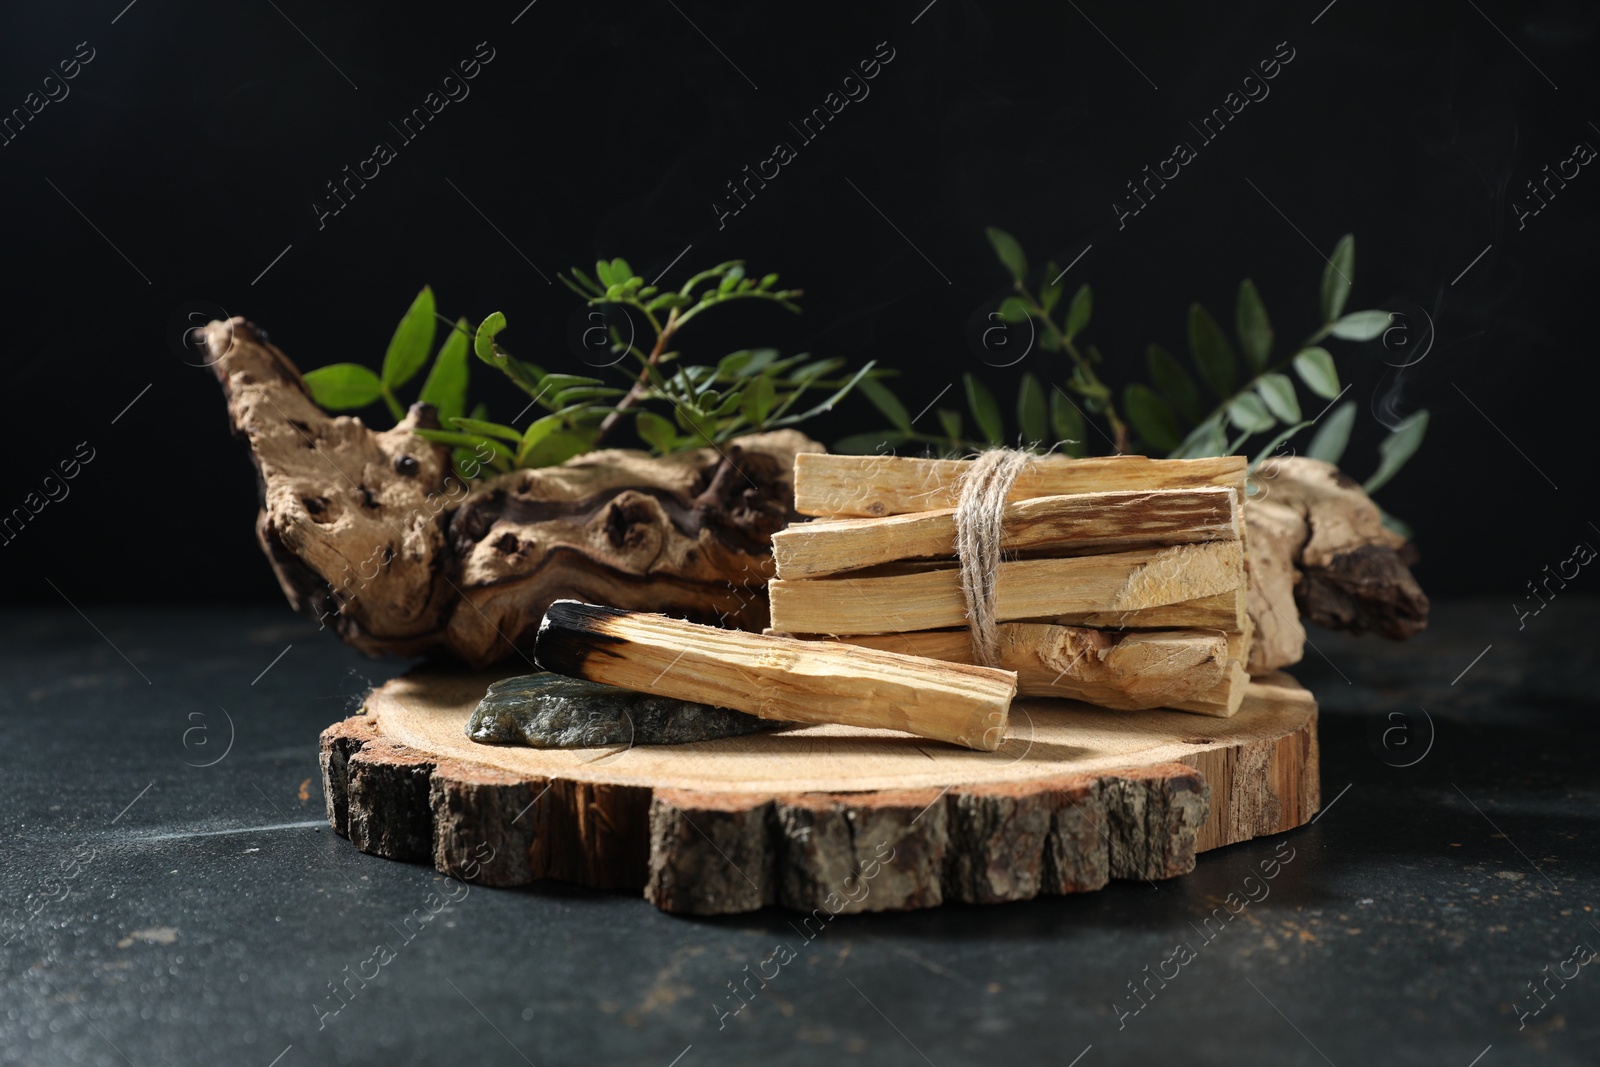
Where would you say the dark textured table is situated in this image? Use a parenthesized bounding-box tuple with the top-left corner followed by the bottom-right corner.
(2, 600, 1596, 1066)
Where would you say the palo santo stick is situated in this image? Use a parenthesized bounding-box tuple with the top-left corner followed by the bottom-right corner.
(533, 601, 1017, 751)
(772, 487, 1239, 579)
(794, 453, 1247, 518)
(778, 624, 1240, 714)
(768, 541, 1244, 635)
(1047, 589, 1246, 631)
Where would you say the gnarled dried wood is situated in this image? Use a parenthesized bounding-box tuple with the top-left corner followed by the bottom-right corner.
(320, 669, 1319, 914)
(1246, 456, 1430, 673)
(203, 317, 818, 666)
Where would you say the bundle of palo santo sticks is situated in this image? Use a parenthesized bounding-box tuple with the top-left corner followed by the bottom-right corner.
(532, 452, 1259, 754)
(766, 452, 1253, 717)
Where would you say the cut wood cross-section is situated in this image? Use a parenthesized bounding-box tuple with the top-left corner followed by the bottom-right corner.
(320, 669, 1320, 914)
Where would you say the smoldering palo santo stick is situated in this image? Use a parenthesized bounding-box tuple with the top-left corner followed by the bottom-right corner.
(533, 600, 1017, 751)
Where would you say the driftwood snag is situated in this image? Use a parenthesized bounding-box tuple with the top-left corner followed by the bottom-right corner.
(204, 316, 815, 666)
(320, 669, 1319, 914)
(1246, 456, 1430, 673)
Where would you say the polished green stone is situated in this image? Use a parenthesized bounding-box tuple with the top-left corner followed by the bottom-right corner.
(466, 672, 786, 748)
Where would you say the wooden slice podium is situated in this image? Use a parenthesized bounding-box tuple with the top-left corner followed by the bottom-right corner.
(320, 671, 1319, 914)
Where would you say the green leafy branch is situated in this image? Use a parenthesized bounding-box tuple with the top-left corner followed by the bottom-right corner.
(554, 258, 873, 455)
(303, 287, 471, 426)
(850, 231, 1428, 502)
(300, 258, 875, 479)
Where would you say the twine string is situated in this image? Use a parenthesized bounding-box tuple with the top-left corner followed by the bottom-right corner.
(954, 449, 1032, 667)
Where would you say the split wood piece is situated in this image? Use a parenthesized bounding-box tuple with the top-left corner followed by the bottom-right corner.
(202, 316, 820, 666)
(533, 601, 1018, 751)
(1244, 456, 1429, 674)
(320, 668, 1319, 913)
(768, 540, 1244, 635)
(772, 487, 1240, 580)
(775, 625, 1248, 716)
(1046, 589, 1247, 632)
(794, 452, 1246, 518)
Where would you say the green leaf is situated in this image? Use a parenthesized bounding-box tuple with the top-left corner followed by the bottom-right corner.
(740, 375, 778, 425)
(1235, 279, 1272, 371)
(610, 258, 634, 284)
(1227, 392, 1274, 434)
(937, 408, 963, 443)
(1249, 421, 1310, 468)
(448, 417, 524, 444)
(418, 317, 471, 423)
(304, 363, 383, 410)
(635, 410, 678, 453)
(563, 267, 605, 297)
(1040, 266, 1064, 314)
(996, 297, 1030, 324)
(1320, 234, 1355, 323)
(515, 413, 567, 464)
(964, 373, 1004, 444)
(1292, 347, 1340, 400)
(985, 226, 1028, 284)
(550, 387, 626, 406)
(768, 362, 877, 429)
(1146, 344, 1202, 424)
(540, 374, 604, 400)
(522, 429, 591, 468)
(1330, 309, 1391, 341)
(1306, 400, 1356, 464)
(1049, 388, 1086, 456)
(1017, 373, 1048, 444)
(1188, 303, 1237, 397)
(1256, 373, 1302, 423)
(860, 377, 912, 433)
(1064, 284, 1092, 341)
(381, 287, 437, 390)
(413, 429, 515, 464)
(594, 259, 617, 288)
(1364, 410, 1428, 494)
(1171, 418, 1228, 458)
(645, 292, 694, 314)
(717, 264, 745, 293)
(1124, 383, 1181, 452)
(717, 349, 776, 380)
(474, 312, 508, 364)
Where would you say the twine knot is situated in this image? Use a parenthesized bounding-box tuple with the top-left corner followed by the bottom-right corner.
(955, 448, 1033, 667)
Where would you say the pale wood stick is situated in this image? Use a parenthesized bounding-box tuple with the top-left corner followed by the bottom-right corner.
(772, 487, 1240, 579)
(1047, 589, 1246, 631)
(768, 541, 1244, 635)
(794, 453, 1247, 518)
(775, 624, 1243, 714)
(534, 601, 1017, 751)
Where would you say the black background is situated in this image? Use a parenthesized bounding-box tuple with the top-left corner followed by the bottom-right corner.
(2, 0, 1595, 608)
